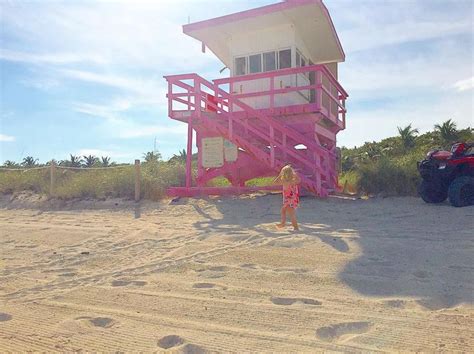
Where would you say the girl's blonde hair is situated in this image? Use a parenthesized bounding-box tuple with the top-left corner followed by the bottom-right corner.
(278, 165, 296, 183)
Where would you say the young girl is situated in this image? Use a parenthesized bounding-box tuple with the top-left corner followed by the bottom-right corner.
(274, 165, 301, 231)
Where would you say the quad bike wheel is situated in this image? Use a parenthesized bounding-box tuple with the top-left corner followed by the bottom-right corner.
(418, 180, 448, 203)
(448, 176, 474, 207)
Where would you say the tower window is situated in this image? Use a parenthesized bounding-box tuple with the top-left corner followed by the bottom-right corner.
(263, 51, 276, 72)
(235, 57, 247, 76)
(278, 49, 291, 69)
(249, 54, 262, 73)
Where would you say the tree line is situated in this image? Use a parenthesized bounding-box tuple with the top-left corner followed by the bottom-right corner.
(2, 149, 190, 168)
(341, 119, 472, 172)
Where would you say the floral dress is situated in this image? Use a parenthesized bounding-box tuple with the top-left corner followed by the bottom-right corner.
(283, 184, 300, 208)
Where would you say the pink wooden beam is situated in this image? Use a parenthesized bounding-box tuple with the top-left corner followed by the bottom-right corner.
(214, 64, 348, 98)
(232, 84, 323, 99)
(200, 76, 331, 157)
(186, 115, 193, 188)
(197, 99, 329, 175)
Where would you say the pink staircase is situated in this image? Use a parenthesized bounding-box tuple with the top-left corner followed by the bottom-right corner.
(165, 64, 347, 197)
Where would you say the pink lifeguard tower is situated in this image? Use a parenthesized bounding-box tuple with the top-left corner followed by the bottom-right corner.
(165, 0, 347, 197)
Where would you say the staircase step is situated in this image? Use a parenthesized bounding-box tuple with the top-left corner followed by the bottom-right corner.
(178, 77, 336, 197)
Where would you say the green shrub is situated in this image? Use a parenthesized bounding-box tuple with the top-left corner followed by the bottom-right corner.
(53, 167, 135, 199)
(206, 177, 231, 187)
(245, 177, 275, 187)
(356, 157, 420, 196)
(338, 170, 360, 193)
(141, 161, 186, 200)
(0, 168, 50, 194)
(0, 162, 187, 201)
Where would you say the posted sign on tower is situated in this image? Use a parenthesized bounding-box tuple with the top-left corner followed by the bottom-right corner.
(202, 137, 238, 167)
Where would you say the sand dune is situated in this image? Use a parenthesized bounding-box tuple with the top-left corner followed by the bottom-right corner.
(0, 193, 473, 352)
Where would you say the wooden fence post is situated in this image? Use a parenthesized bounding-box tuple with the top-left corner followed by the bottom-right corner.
(50, 160, 55, 197)
(135, 159, 141, 202)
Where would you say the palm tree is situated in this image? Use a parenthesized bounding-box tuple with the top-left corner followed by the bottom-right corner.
(169, 149, 187, 163)
(83, 155, 99, 168)
(68, 154, 83, 167)
(101, 156, 111, 167)
(143, 151, 161, 163)
(434, 119, 458, 144)
(397, 124, 419, 149)
(3, 160, 19, 168)
(360, 142, 382, 160)
(21, 156, 38, 167)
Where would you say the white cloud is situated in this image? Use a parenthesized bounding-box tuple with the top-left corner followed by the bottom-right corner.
(452, 77, 474, 92)
(331, 0, 473, 54)
(62, 69, 167, 106)
(72, 99, 187, 139)
(117, 124, 187, 139)
(339, 93, 473, 148)
(341, 37, 472, 98)
(20, 77, 60, 91)
(340, 20, 472, 54)
(0, 1, 220, 71)
(61, 69, 146, 92)
(0, 134, 15, 142)
(0, 48, 107, 65)
(72, 102, 122, 122)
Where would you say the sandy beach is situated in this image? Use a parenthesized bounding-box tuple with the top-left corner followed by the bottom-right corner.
(0, 193, 473, 352)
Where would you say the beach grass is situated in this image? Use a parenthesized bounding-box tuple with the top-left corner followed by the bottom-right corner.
(0, 161, 186, 201)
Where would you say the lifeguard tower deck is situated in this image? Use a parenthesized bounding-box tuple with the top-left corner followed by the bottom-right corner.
(165, 0, 348, 197)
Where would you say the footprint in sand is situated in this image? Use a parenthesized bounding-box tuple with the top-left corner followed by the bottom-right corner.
(413, 270, 430, 279)
(267, 238, 306, 248)
(271, 297, 322, 306)
(384, 299, 406, 308)
(158, 335, 185, 349)
(208, 266, 228, 272)
(180, 343, 206, 354)
(111, 280, 147, 287)
(417, 295, 459, 311)
(59, 272, 77, 277)
(89, 317, 115, 328)
(157, 335, 206, 353)
(240, 263, 258, 269)
(75, 316, 116, 328)
(316, 321, 372, 342)
(198, 266, 229, 279)
(0, 313, 12, 322)
(193, 282, 216, 289)
(274, 268, 309, 274)
(192, 282, 227, 290)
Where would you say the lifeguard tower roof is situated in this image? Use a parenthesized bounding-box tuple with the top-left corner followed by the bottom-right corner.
(183, 0, 345, 67)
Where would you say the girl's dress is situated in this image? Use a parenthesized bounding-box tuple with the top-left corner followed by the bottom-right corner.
(283, 184, 300, 208)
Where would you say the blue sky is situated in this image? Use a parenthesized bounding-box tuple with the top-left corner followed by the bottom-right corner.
(0, 0, 472, 164)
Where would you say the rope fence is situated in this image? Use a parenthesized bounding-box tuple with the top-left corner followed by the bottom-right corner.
(0, 165, 131, 171)
(0, 159, 187, 201)
(0, 166, 50, 171)
(0, 160, 143, 202)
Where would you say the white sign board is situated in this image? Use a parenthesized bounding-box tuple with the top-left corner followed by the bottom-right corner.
(224, 140, 238, 162)
(202, 137, 224, 168)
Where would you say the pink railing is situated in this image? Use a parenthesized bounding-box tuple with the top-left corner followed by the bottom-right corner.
(165, 73, 332, 161)
(213, 64, 347, 128)
(164, 72, 342, 195)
